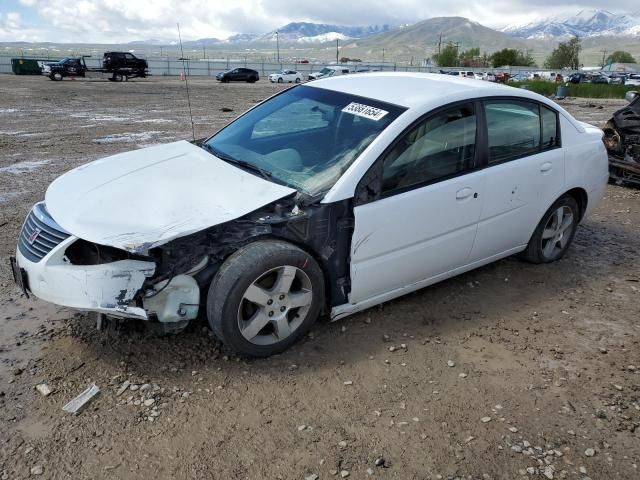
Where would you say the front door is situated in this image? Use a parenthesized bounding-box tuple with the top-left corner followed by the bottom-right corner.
(350, 102, 485, 304)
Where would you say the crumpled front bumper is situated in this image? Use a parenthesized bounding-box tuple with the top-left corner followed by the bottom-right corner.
(14, 235, 156, 320)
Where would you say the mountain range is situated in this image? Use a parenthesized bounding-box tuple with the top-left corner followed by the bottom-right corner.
(130, 22, 391, 48)
(502, 9, 640, 39)
(126, 9, 639, 49)
(4, 10, 639, 67)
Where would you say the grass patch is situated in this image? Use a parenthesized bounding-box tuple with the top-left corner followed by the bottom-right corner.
(506, 80, 638, 99)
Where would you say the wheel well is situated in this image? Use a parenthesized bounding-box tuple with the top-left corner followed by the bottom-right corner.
(565, 188, 588, 221)
(263, 235, 333, 314)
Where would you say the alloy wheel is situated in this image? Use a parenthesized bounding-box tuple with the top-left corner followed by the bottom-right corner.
(237, 265, 313, 346)
(540, 206, 574, 260)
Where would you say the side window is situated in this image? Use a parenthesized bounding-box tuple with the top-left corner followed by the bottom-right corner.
(541, 106, 559, 149)
(382, 103, 476, 194)
(124, 53, 134, 60)
(251, 98, 333, 139)
(485, 100, 540, 164)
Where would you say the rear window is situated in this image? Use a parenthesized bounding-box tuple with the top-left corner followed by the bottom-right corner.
(484, 100, 560, 164)
(485, 101, 541, 163)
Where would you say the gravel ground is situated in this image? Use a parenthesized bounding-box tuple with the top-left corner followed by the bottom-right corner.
(0, 76, 639, 480)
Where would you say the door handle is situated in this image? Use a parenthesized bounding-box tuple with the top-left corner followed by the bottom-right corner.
(456, 187, 474, 200)
(540, 162, 553, 173)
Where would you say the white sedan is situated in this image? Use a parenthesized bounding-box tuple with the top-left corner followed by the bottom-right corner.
(11, 73, 608, 357)
(269, 70, 303, 83)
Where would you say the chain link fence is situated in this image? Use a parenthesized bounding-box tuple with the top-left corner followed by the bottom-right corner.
(0, 54, 576, 78)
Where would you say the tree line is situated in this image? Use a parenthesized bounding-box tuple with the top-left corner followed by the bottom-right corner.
(432, 37, 636, 69)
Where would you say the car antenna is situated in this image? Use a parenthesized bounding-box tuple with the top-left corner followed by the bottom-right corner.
(177, 23, 196, 142)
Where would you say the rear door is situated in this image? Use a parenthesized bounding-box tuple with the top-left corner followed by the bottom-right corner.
(350, 102, 486, 304)
(469, 99, 565, 262)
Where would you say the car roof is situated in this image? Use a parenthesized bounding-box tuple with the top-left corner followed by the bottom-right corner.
(306, 72, 579, 119)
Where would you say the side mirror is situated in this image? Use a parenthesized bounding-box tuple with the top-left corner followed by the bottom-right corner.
(625, 91, 638, 104)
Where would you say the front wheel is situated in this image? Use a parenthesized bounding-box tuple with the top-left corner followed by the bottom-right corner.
(520, 195, 579, 264)
(295, 78, 301, 83)
(207, 240, 325, 357)
(277, 77, 283, 83)
(51, 72, 63, 81)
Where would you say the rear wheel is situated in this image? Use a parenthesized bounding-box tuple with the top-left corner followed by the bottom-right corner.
(112, 73, 124, 82)
(51, 72, 63, 81)
(520, 195, 579, 264)
(207, 240, 324, 357)
(295, 78, 301, 83)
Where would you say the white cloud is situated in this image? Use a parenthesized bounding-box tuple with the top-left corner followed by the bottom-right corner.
(2, 1, 640, 42)
(0, 12, 45, 41)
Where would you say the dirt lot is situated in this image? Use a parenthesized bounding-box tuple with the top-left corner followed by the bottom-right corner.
(0, 76, 638, 480)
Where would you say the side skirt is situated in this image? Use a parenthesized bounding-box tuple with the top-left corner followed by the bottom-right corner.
(330, 245, 526, 321)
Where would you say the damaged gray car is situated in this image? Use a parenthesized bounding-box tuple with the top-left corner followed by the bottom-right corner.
(604, 91, 640, 186)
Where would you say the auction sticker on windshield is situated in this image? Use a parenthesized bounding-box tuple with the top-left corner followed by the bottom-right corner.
(342, 102, 389, 121)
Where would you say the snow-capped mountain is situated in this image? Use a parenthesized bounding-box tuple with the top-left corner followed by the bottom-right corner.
(295, 32, 352, 44)
(132, 22, 390, 47)
(503, 9, 640, 39)
(259, 22, 390, 43)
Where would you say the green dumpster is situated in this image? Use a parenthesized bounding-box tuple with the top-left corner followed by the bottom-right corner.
(11, 58, 43, 75)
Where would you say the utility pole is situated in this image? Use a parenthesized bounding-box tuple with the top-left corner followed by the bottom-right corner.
(438, 33, 442, 56)
(382, 48, 385, 65)
(336, 39, 339, 63)
(276, 31, 280, 63)
(202, 42, 206, 60)
(600, 49, 607, 67)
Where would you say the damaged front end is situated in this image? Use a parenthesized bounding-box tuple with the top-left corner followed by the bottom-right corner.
(603, 91, 640, 186)
(14, 192, 354, 329)
(13, 203, 156, 319)
(139, 192, 353, 324)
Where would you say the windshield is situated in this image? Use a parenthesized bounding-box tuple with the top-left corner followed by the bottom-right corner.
(205, 85, 406, 196)
(319, 68, 332, 75)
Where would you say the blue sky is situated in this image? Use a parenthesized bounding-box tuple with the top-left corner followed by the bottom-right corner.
(1, 1, 638, 43)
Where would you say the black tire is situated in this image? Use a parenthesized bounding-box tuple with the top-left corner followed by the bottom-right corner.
(51, 72, 63, 81)
(207, 240, 324, 357)
(277, 77, 283, 83)
(520, 195, 579, 264)
(295, 78, 301, 83)
(112, 73, 123, 82)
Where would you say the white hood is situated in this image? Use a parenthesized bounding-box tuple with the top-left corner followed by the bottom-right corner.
(45, 140, 296, 253)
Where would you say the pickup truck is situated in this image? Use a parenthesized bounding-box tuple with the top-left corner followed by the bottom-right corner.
(46, 52, 148, 82)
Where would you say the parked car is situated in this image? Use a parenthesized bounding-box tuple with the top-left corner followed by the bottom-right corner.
(216, 68, 259, 83)
(494, 72, 510, 83)
(601, 72, 623, 84)
(568, 72, 608, 84)
(482, 72, 496, 82)
(590, 74, 609, 84)
(459, 71, 475, 78)
(269, 70, 303, 84)
(308, 66, 350, 80)
(603, 91, 640, 186)
(625, 74, 640, 86)
(10, 73, 608, 357)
